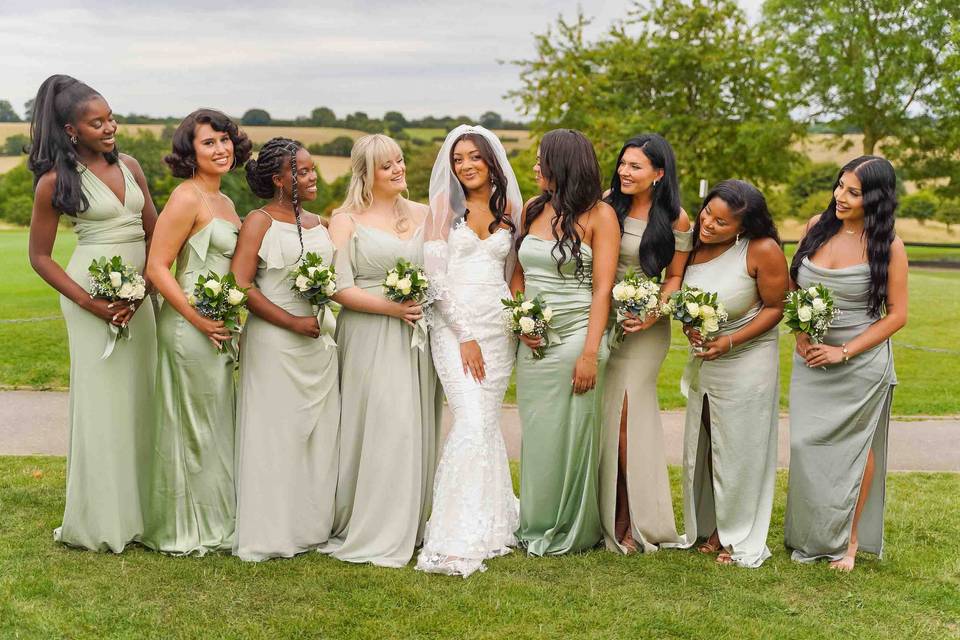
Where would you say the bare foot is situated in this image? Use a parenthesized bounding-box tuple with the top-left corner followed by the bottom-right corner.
(716, 551, 733, 565)
(829, 542, 858, 572)
(697, 530, 721, 555)
(621, 532, 638, 554)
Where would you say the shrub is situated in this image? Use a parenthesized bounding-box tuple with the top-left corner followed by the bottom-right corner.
(900, 191, 938, 225)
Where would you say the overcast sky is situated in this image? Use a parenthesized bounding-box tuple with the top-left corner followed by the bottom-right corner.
(1, 0, 764, 122)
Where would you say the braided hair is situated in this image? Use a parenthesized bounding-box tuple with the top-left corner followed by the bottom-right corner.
(245, 137, 305, 263)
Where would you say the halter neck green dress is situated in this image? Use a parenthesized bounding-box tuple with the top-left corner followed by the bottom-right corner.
(515, 236, 609, 556)
(142, 216, 239, 555)
(56, 160, 157, 552)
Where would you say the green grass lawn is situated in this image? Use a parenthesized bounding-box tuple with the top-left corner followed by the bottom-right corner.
(1, 228, 958, 414)
(2, 457, 958, 638)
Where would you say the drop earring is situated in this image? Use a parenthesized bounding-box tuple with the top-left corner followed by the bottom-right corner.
(276, 189, 284, 204)
(735, 232, 741, 243)
(70, 135, 78, 145)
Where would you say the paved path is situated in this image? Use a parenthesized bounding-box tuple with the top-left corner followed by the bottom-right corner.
(1, 390, 957, 472)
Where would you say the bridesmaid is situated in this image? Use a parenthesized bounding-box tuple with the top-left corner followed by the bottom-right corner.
(673, 180, 787, 567)
(322, 134, 443, 567)
(27, 75, 158, 552)
(784, 156, 907, 571)
(142, 109, 252, 555)
(600, 134, 692, 554)
(231, 138, 341, 561)
(511, 129, 620, 556)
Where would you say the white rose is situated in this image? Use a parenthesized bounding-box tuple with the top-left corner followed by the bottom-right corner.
(295, 275, 311, 291)
(612, 283, 628, 301)
(118, 282, 136, 299)
(685, 301, 700, 317)
(307, 266, 319, 277)
(700, 304, 716, 319)
(323, 281, 337, 296)
(204, 280, 222, 297)
(385, 272, 399, 287)
(187, 294, 197, 306)
(521, 301, 534, 312)
(623, 284, 637, 299)
(798, 306, 813, 322)
(518, 316, 536, 334)
(703, 318, 720, 334)
(646, 295, 659, 309)
(109, 271, 123, 288)
(131, 283, 146, 300)
(807, 286, 819, 297)
(542, 307, 554, 323)
(397, 277, 412, 295)
(227, 288, 245, 306)
(812, 298, 827, 312)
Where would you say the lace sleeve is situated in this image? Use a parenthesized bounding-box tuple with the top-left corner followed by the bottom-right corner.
(424, 238, 474, 343)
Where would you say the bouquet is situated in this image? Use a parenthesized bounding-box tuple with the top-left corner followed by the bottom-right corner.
(784, 283, 838, 344)
(610, 268, 669, 348)
(88, 255, 147, 359)
(666, 284, 728, 349)
(290, 252, 338, 348)
(501, 291, 558, 360)
(188, 271, 248, 352)
(382, 259, 431, 349)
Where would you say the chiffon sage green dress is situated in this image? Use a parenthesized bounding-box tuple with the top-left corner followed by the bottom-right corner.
(141, 216, 239, 555)
(56, 161, 157, 552)
(515, 236, 609, 556)
(784, 258, 896, 562)
(600, 217, 692, 553)
(322, 216, 443, 568)
(671, 238, 779, 568)
(234, 217, 341, 562)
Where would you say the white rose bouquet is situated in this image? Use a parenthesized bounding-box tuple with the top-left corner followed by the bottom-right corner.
(666, 284, 728, 349)
(784, 283, 838, 344)
(87, 255, 148, 359)
(382, 258, 431, 350)
(501, 291, 558, 360)
(610, 268, 669, 348)
(290, 252, 338, 348)
(189, 271, 248, 352)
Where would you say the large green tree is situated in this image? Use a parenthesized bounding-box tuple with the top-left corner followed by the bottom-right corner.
(510, 0, 801, 206)
(241, 109, 272, 126)
(0, 100, 21, 122)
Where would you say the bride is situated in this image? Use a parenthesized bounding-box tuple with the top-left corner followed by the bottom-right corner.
(416, 125, 522, 577)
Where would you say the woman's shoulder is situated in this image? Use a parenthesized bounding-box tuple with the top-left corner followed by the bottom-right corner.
(673, 208, 692, 231)
(406, 199, 429, 223)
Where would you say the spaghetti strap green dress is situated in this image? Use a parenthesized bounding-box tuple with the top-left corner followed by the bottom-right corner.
(141, 216, 239, 555)
(56, 161, 157, 552)
(515, 236, 609, 556)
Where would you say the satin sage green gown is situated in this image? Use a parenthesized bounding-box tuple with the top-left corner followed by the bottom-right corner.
(516, 236, 609, 556)
(234, 218, 341, 561)
(785, 258, 896, 562)
(322, 217, 443, 568)
(672, 239, 779, 568)
(142, 217, 239, 555)
(56, 161, 157, 552)
(600, 217, 692, 553)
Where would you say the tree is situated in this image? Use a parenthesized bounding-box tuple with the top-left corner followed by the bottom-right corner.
(23, 98, 34, 121)
(937, 200, 960, 232)
(241, 109, 272, 126)
(2, 133, 29, 156)
(510, 1, 801, 206)
(310, 106, 337, 127)
(763, 0, 960, 156)
(479, 111, 503, 129)
(786, 162, 838, 211)
(383, 111, 408, 128)
(900, 191, 938, 225)
(0, 100, 21, 122)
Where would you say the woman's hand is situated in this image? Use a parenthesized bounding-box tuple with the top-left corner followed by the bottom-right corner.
(572, 352, 598, 394)
(391, 300, 423, 326)
(460, 340, 486, 383)
(291, 315, 321, 339)
(804, 343, 844, 368)
(622, 311, 659, 334)
(84, 297, 135, 327)
(694, 335, 733, 361)
(519, 333, 543, 350)
(795, 332, 812, 359)
(682, 324, 703, 347)
(191, 315, 232, 349)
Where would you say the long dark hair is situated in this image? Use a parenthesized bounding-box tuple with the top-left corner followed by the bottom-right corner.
(165, 108, 252, 178)
(605, 134, 682, 277)
(519, 129, 602, 281)
(27, 74, 119, 215)
(450, 132, 515, 235)
(691, 180, 781, 253)
(245, 137, 305, 262)
(790, 156, 897, 316)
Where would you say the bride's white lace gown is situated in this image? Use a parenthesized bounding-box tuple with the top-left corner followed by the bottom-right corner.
(416, 222, 519, 577)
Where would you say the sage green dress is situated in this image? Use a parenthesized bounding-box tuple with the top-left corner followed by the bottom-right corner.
(672, 239, 779, 568)
(600, 217, 692, 553)
(234, 219, 341, 562)
(515, 236, 609, 556)
(785, 258, 896, 562)
(141, 217, 239, 555)
(56, 161, 157, 552)
(322, 218, 443, 568)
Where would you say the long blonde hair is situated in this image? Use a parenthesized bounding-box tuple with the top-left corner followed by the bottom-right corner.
(334, 133, 411, 234)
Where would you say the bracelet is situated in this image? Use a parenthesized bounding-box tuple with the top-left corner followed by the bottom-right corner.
(727, 336, 734, 353)
(841, 343, 850, 364)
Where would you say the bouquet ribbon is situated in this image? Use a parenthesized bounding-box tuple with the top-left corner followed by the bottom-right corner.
(411, 317, 429, 351)
(316, 305, 337, 350)
(100, 323, 131, 360)
(609, 308, 653, 350)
